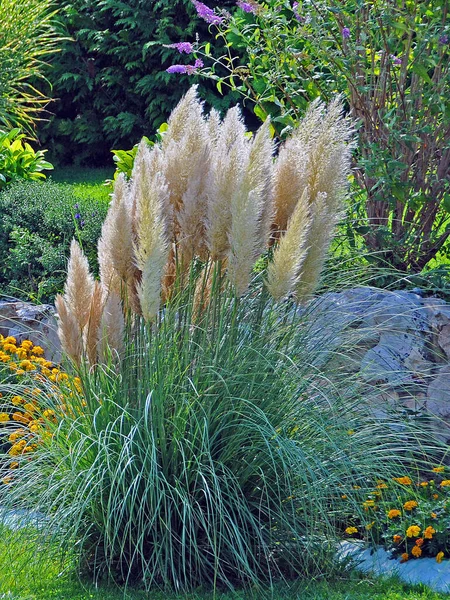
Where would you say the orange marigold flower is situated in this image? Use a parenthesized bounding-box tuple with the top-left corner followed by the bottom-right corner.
(376, 482, 388, 489)
(393, 535, 402, 544)
(411, 546, 422, 558)
(424, 526, 435, 539)
(3, 336, 16, 345)
(440, 480, 450, 487)
(393, 476, 412, 485)
(432, 466, 445, 473)
(419, 482, 429, 487)
(2, 477, 12, 485)
(403, 500, 418, 511)
(9, 462, 19, 469)
(341, 495, 347, 499)
(12, 412, 30, 424)
(388, 509, 401, 519)
(400, 552, 409, 563)
(415, 538, 424, 547)
(406, 525, 421, 538)
(3, 343, 17, 353)
(431, 512, 437, 519)
(433, 493, 439, 499)
(436, 551, 445, 563)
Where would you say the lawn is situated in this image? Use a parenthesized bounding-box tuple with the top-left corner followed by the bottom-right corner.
(50, 166, 113, 205)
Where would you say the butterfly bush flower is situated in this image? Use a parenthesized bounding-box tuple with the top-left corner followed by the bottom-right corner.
(342, 27, 350, 39)
(168, 42, 194, 54)
(192, 0, 224, 25)
(292, 1, 304, 22)
(237, 0, 258, 13)
(167, 59, 204, 76)
(439, 34, 449, 45)
(390, 54, 402, 65)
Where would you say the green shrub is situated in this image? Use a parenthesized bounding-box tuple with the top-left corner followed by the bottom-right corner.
(0, 180, 107, 302)
(184, 0, 450, 273)
(0, 129, 53, 190)
(39, 0, 242, 165)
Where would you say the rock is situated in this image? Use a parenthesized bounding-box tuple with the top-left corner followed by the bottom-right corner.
(0, 301, 61, 363)
(338, 541, 450, 593)
(439, 324, 450, 360)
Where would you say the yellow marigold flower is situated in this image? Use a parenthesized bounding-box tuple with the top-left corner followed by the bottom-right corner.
(393, 535, 402, 544)
(19, 360, 34, 371)
(2, 477, 12, 485)
(43, 409, 55, 420)
(56, 372, 69, 382)
(393, 476, 412, 485)
(9, 363, 18, 371)
(23, 403, 36, 413)
(0, 412, 10, 422)
(432, 466, 445, 473)
(353, 485, 361, 490)
(42, 360, 52, 368)
(431, 512, 437, 519)
(15, 349, 27, 360)
(406, 525, 421, 538)
(419, 481, 429, 487)
(31, 388, 42, 396)
(32, 346, 45, 356)
(11, 395, 24, 406)
(415, 538, 424, 547)
(9, 440, 26, 456)
(388, 509, 401, 519)
(345, 526, 358, 535)
(403, 500, 418, 511)
(9, 462, 19, 469)
(424, 526, 435, 539)
(3, 336, 16, 345)
(433, 493, 439, 500)
(436, 551, 445, 563)
(376, 483, 388, 489)
(400, 552, 409, 563)
(411, 546, 422, 558)
(8, 430, 24, 443)
(440, 480, 450, 487)
(41, 367, 51, 377)
(15, 369, 25, 376)
(0, 353, 11, 362)
(365, 522, 375, 530)
(3, 343, 17, 353)
(73, 377, 82, 392)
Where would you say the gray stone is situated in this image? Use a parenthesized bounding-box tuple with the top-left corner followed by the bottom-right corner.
(339, 541, 450, 593)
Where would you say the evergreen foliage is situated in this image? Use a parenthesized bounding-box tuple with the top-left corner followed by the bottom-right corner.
(40, 0, 241, 165)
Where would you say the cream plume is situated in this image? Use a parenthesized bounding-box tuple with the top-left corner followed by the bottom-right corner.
(84, 281, 104, 366)
(133, 145, 170, 321)
(55, 294, 83, 366)
(227, 118, 273, 295)
(98, 173, 135, 298)
(64, 239, 94, 330)
(206, 106, 247, 260)
(266, 189, 311, 301)
(98, 291, 125, 364)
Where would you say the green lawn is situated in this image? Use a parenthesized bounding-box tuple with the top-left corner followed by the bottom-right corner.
(50, 166, 113, 205)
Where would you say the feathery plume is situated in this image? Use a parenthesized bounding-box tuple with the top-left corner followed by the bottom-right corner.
(134, 145, 170, 321)
(55, 294, 83, 366)
(266, 189, 311, 301)
(206, 106, 247, 260)
(208, 108, 222, 146)
(227, 118, 273, 295)
(84, 281, 104, 366)
(98, 173, 135, 298)
(64, 240, 94, 331)
(98, 292, 125, 364)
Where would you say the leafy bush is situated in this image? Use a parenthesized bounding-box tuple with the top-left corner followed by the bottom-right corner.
(340, 468, 450, 563)
(0, 0, 62, 135)
(39, 0, 243, 165)
(0, 129, 53, 190)
(0, 180, 108, 302)
(180, 0, 450, 273)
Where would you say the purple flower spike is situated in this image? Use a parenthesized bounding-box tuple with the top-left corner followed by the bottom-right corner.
(237, 0, 257, 13)
(342, 27, 350, 39)
(194, 58, 204, 68)
(168, 42, 194, 54)
(166, 64, 189, 74)
(439, 34, 449, 45)
(192, 0, 224, 25)
(75, 213, 81, 220)
(390, 54, 402, 65)
(292, 1, 303, 22)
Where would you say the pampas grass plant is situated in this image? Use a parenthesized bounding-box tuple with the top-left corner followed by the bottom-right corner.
(3, 89, 432, 596)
